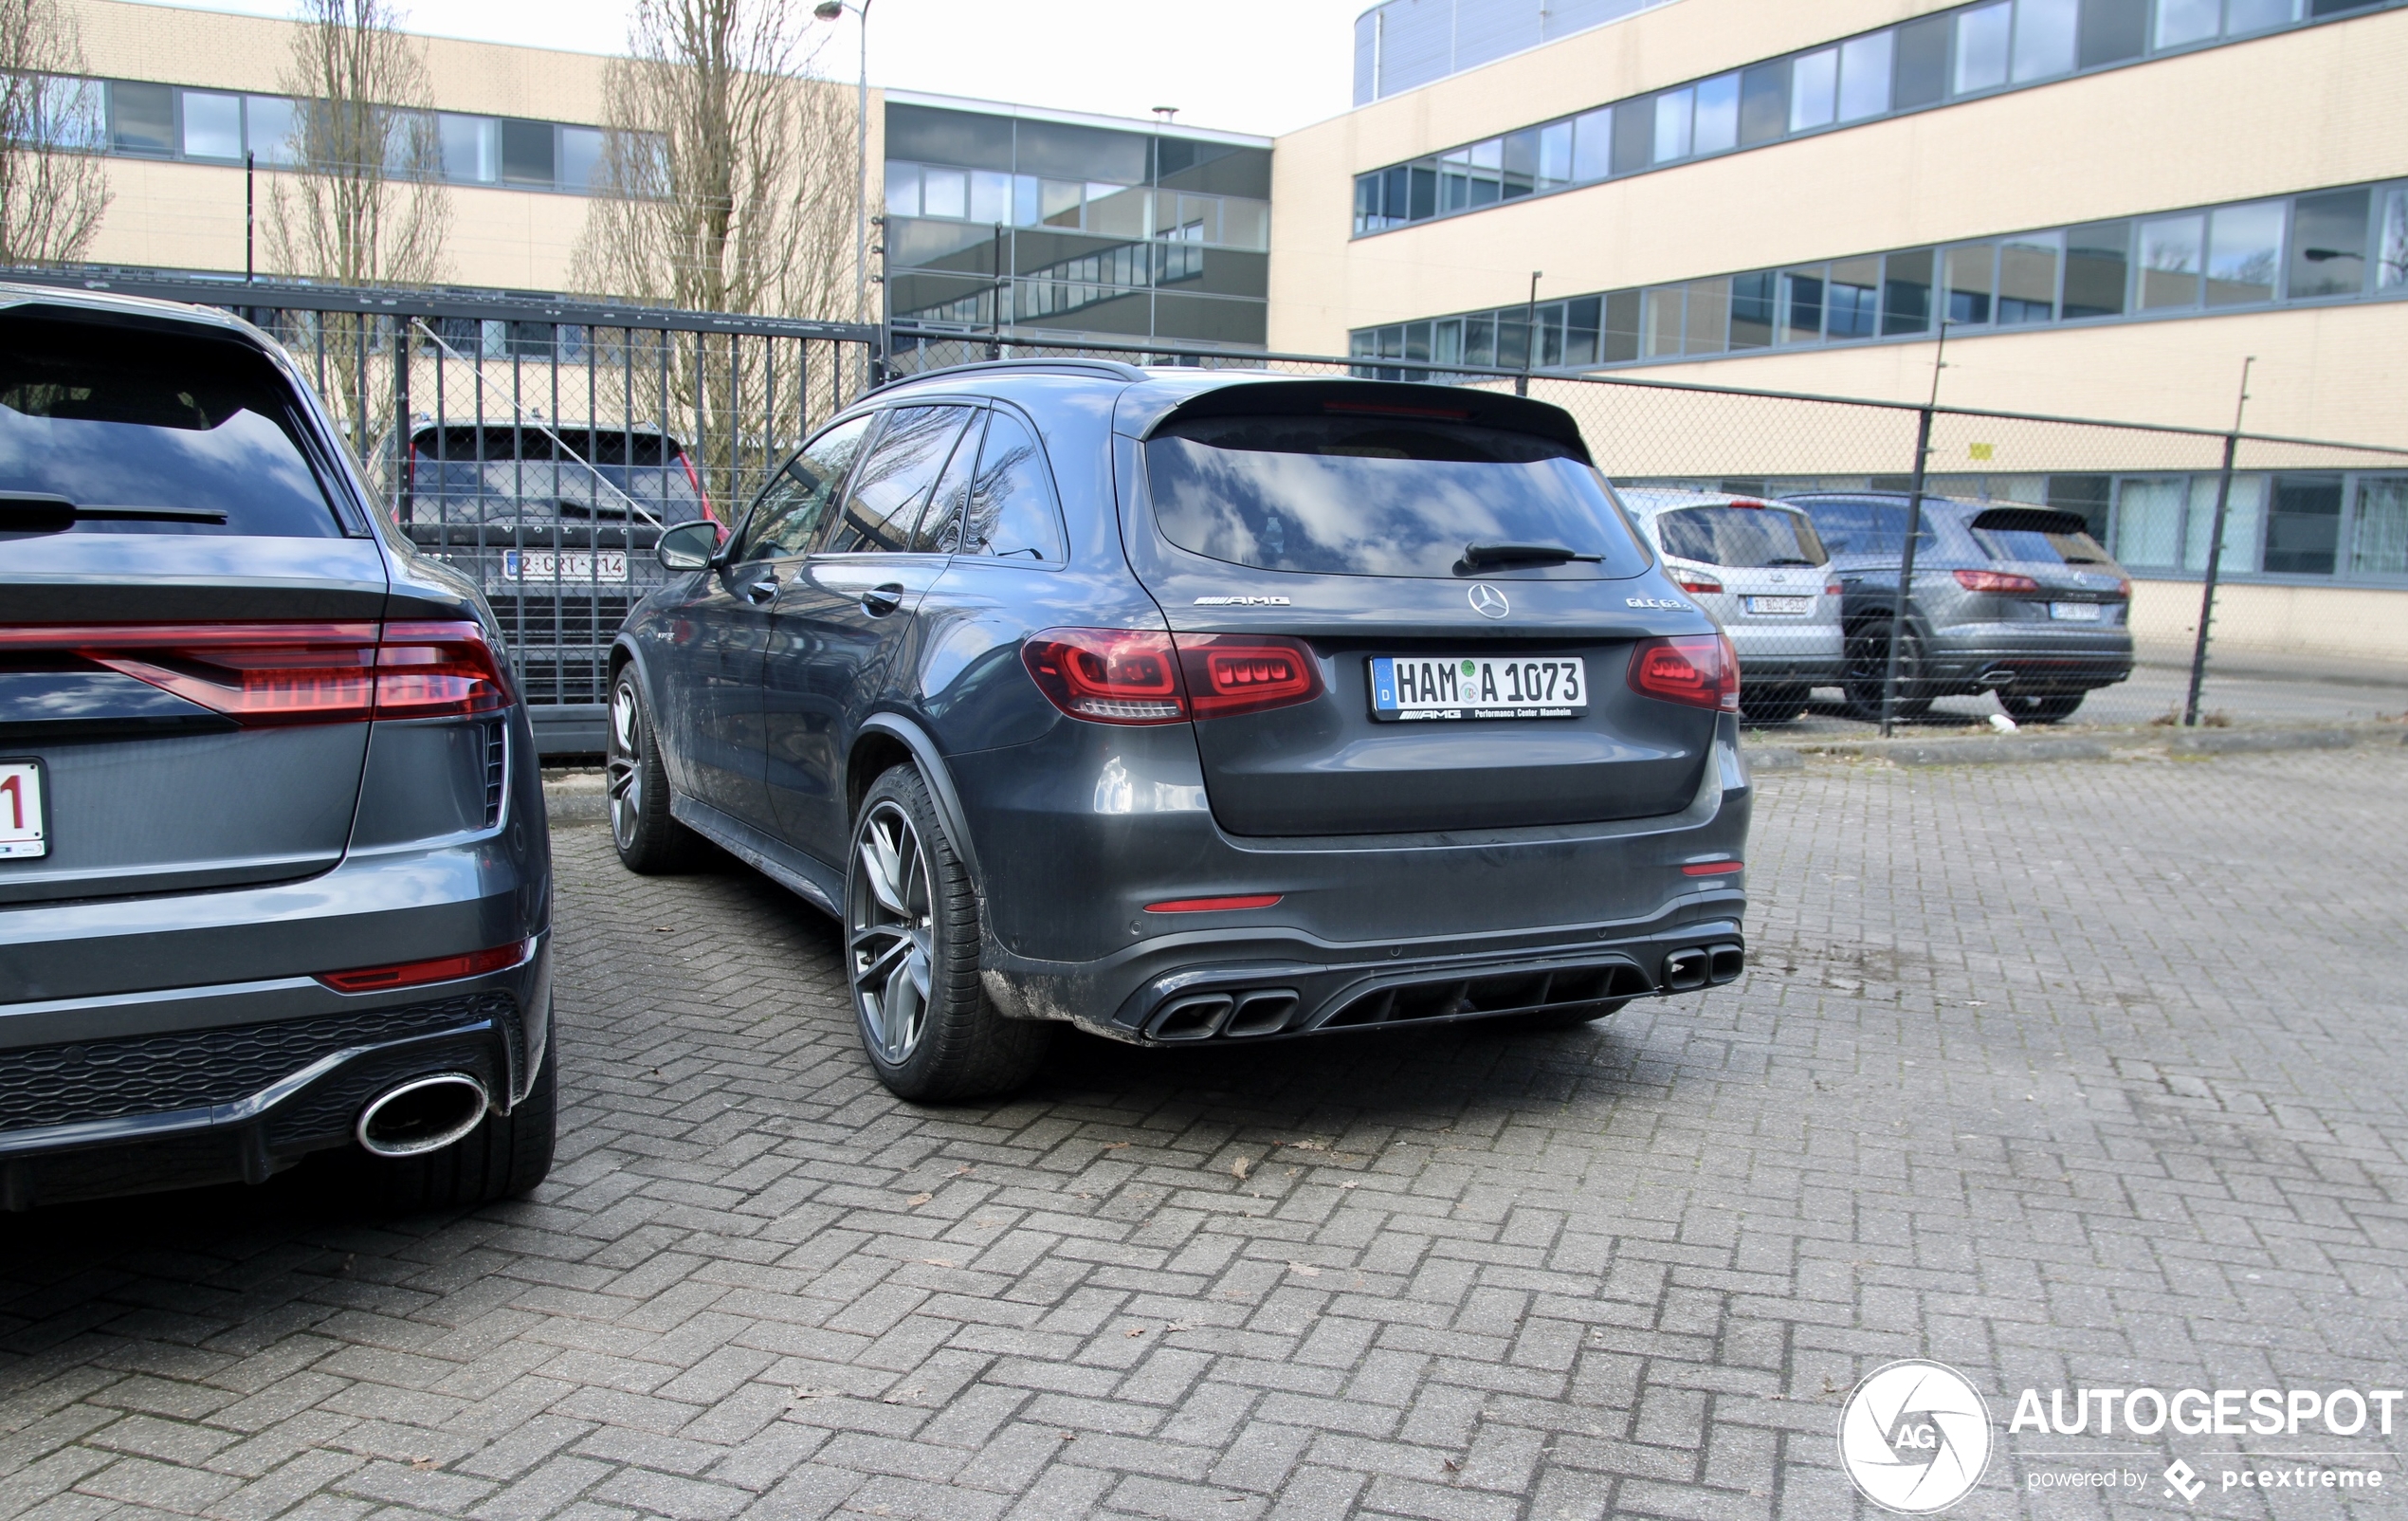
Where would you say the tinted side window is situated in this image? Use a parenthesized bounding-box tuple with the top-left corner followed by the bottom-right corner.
(0, 315, 340, 538)
(956, 410, 1066, 562)
(912, 408, 986, 553)
(1797, 499, 1933, 558)
(736, 414, 872, 562)
(824, 405, 974, 554)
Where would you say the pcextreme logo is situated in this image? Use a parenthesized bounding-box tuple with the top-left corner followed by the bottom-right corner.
(1837, 1361, 1994, 1513)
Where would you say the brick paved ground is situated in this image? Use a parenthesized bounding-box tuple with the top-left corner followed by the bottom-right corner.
(5, 747, 2406, 1521)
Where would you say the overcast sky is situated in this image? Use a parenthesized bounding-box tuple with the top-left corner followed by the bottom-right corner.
(140, 0, 1372, 137)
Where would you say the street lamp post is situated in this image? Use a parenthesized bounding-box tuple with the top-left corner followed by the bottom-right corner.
(812, 0, 874, 332)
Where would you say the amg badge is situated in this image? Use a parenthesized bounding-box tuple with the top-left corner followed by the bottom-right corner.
(1194, 596, 1292, 606)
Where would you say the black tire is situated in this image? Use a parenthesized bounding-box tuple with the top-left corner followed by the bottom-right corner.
(2003, 691, 2086, 724)
(1508, 997, 1633, 1031)
(846, 765, 1051, 1103)
(1738, 687, 1809, 725)
(1842, 624, 1931, 722)
(608, 668, 707, 873)
(365, 1005, 557, 1212)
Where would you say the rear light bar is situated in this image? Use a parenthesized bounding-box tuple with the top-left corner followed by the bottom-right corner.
(1021, 629, 1323, 725)
(1628, 633, 1740, 713)
(318, 938, 532, 994)
(1144, 894, 1283, 913)
(1954, 569, 2042, 594)
(1668, 568, 1724, 595)
(0, 621, 514, 725)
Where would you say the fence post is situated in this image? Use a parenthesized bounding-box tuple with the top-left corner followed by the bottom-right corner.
(2182, 430, 2241, 726)
(391, 314, 410, 524)
(1880, 405, 1935, 738)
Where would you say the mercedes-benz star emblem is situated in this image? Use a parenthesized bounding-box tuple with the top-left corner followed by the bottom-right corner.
(1468, 583, 1510, 619)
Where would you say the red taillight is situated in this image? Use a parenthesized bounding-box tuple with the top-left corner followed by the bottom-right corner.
(2113, 577, 2131, 599)
(677, 449, 716, 522)
(318, 939, 530, 994)
(0, 621, 512, 725)
(1176, 634, 1322, 721)
(1628, 633, 1739, 713)
(1681, 860, 1744, 876)
(1022, 629, 1186, 724)
(1144, 894, 1284, 913)
(1954, 569, 2041, 594)
(1669, 568, 1724, 595)
(1826, 581, 1843, 596)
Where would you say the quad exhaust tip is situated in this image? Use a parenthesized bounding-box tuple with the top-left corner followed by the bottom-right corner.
(356, 1072, 490, 1158)
(1664, 944, 1745, 992)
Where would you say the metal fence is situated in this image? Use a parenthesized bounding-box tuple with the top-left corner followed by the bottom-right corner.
(10, 265, 2402, 752)
(6, 268, 883, 753)
(899, 327, 2408, 740)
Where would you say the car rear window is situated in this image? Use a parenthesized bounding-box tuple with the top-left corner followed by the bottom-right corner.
(1796, 499, 1937, 558)
(1655, 504, 1827, 568)
(1966, 507, 2114, 565)
(409, 426, 704, 522)
(0, 313, 340, 538)
(1144, 414, 1648, 578)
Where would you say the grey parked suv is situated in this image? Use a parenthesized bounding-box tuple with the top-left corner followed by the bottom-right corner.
(0, 286, 556, 1210)
(608, 362, 1755, 1101)
(1786, 492, 2135, 723)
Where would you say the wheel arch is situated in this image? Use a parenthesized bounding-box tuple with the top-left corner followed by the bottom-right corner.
(848, 714, 986, 901)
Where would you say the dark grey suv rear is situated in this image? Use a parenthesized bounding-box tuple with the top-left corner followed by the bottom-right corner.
(0, 286, 556, 1210)
(610, 363, 1754, 1101)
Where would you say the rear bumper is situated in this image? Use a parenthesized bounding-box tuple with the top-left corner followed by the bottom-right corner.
(1729, 624, 1842, 684)
(0, 941, 548, 1209)
(1922, 624, 2135, 689)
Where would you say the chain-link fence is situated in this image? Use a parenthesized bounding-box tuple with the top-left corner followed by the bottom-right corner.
(898, 326, 2408, 742)
(5, 268, 883, 752)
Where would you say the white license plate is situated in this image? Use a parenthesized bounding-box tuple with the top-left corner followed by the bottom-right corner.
(1743, 596, 1815, 615)
(502, 550, 629, 582)
(1369, 655, 1587, 721)
(2049, 601, 2105, 621)
(0, 760, 47, 860)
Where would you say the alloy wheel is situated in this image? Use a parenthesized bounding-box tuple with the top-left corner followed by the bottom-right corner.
(607, 679, 643, 851)
(848, 800, 936, 1065)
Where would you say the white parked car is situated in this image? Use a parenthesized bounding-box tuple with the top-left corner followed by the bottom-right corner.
(1616, 487, 1843, 724)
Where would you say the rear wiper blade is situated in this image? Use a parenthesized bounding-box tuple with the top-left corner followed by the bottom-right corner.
(0, 493, 227, 530)
(1762, 557, 1819, 567)
(1463, 541, 1604, 567)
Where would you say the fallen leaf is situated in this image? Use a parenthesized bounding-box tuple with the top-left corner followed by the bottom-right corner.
(1285, 1166, 1300, 1177)
(652, 925, 672, 933)
(1164, 1321, 1192, 1332)
(1059, 1431, 1076, 1441)
(976, 1218, 1008, 1228)
(1443, 1458, 1460, 1473)
(789, 1385, 841, 1402)
(950, 1164, 974, 1177)
(1339, 1181, 1359, 1190)
(1124, 1327, 1145, 1337)
(917, 1258, 956, 1268)
(1230, 1156, 1252, 1181)
(905, 1192, 933, 1206)
(1287, 1261, 1321, 1277)
(1103, 1140, 1131, 1150)
(410, 1458, 438, 1471)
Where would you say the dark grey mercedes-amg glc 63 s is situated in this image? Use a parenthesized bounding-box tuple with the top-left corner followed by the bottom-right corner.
(608, 362, 1753, 1100)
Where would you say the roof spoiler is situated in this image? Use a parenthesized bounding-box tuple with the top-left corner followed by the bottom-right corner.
(1135, 377, 1590, 463)
(1969, 506, 2091, 536)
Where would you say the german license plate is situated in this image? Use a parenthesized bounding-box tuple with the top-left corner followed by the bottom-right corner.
(0, 760, 47, 860)
(2050, 601, 2104, 621)
(502, 550, 628, 581)
(1743, 595, 1814, 615)
(1369, 655, 1587, 722)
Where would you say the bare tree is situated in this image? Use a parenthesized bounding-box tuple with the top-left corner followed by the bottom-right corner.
(0, 0, 112, 266)
(266, 0, 450, 286)
(571, 0, 857, 321)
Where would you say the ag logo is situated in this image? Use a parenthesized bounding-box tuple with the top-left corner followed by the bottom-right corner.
(1836, 1360, 1992, 1513)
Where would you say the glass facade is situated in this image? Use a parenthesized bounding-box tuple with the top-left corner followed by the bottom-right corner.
(37, 74, 618, 194)
(1353, 0, 2399, 236)
(1355, 0, 1682, 105)
(883, 100, 1272, 350)
(1351, 179, 2408, 372)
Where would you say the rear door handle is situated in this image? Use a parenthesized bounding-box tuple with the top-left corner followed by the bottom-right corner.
(742, 569, 779, 604)
(861, 582, 905, 616)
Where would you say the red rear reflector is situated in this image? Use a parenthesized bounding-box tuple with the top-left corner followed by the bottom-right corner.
(1681, 860, 1744, 876)
(1176, 633, 1322, 721)
(1953, 569, 2042, 593)
(318, 939, 530, 994)
(1022, 628, 1186, 724)
(1144, 894, 1283, 913)
(0, 621, 514, 725)
(1629, 633, 1740, 713)
(1669, 569, 1724, 595)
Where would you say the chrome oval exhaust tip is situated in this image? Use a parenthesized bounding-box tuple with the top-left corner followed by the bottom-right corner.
(356, 1072, 489, 1158)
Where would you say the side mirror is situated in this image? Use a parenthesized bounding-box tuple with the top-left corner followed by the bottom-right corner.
(657, 519, 725, 571)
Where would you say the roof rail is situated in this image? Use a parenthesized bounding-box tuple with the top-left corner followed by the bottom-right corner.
(879, 357, 1149, 387)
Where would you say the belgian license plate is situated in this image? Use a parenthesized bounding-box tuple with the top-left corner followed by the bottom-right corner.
(0, 760, 47, 860)
(1743, 595, 1814, 615)
(1370, 655, 1587, 722)
(502, 550, 629, 581)
(2050, 601, 2104, 621)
